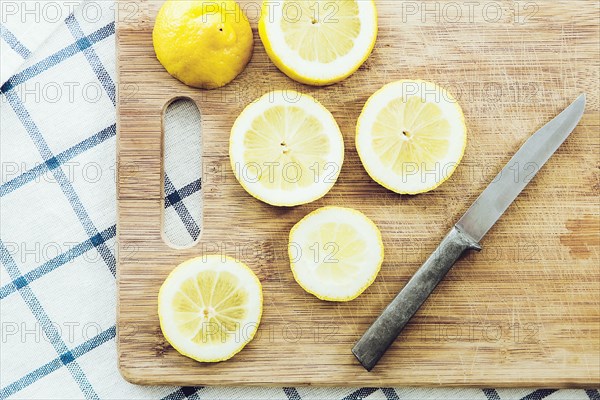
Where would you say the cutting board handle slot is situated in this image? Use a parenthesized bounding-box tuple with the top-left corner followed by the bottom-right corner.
(160, 96, 204, 250)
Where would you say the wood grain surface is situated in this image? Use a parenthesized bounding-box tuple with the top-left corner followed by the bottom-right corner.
(116, 0, 600, 387)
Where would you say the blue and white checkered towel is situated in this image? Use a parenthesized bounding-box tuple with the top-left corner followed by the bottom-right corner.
(1, 1, 598, 399)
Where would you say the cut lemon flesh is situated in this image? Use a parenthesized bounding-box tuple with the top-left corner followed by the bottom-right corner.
(356, 80, 467, 194)
(158, 255, 262, 362)
(259, 0, 378, 85)
(230, 90, 344, 207)
(288, 206, 384, 301)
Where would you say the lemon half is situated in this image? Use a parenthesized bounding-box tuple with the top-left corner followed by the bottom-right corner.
(356, 80, 467, 194)
(259, 0, 378, 86)
(158, 255, 263, 362)
(230, 90, 344, 207)
(153, 0, 254, 89)
(288, 206, 384, 301)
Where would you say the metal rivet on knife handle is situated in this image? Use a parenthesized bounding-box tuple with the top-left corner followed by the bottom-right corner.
(351, 226, 481, 371)
(352, 94, 586, 371)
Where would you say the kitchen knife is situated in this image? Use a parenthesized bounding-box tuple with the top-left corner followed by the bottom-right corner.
(352, 94, 587, 371)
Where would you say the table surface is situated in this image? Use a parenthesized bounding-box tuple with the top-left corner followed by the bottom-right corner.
(1, 0, 598, 398)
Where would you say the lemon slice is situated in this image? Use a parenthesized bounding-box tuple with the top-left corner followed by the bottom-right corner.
(259, 0, 378, 86)
(288, 206, 384, 301)
(356, 80, 467, 194)
(158, 255, 263, 362)
(230, 90, 344, 207)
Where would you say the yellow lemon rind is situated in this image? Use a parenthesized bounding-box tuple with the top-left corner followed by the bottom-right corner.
(152, 0, 254, 90)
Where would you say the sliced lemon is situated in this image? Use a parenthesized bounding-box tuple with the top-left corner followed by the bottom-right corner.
(288, 206, 384, 301)
(259, 0, 378, 86)
(158, 255, 263, 363)
(230, 90, 344, 207)
(356, 80, 467, 194)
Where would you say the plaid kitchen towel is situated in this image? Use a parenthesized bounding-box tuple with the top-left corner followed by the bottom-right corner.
(0, 1, 599, 399)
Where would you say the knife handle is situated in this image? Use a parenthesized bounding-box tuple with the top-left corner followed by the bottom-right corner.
(352, 226, 481, 371)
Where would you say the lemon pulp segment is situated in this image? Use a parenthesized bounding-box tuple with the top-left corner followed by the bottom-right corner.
(281, 1, 361, 63)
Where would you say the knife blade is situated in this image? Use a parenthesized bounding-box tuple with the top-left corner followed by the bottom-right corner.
(352, 94, 587, 371)
(457, 94, 587, 242)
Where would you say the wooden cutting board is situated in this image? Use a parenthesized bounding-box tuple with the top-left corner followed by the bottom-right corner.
(116, 0, 600, 387)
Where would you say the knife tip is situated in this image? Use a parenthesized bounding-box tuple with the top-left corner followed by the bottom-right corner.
(566, 94, 587, 119)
